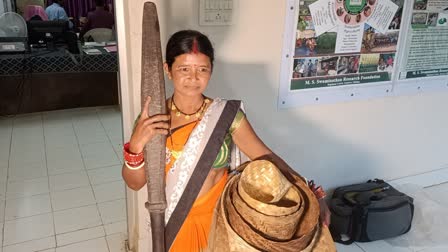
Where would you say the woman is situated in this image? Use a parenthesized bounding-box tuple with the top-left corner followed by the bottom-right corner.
(122, 30, 329, 251)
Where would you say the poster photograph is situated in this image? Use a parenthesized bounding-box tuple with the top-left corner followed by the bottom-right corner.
(400, 0, 448, 79)
(290, 0, 403, 90)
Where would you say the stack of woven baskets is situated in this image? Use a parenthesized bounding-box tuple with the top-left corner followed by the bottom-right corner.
(207, 160, 336, 251)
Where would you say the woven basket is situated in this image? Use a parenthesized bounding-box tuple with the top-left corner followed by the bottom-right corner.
(226, 176, 316, 251)
(206, 160, 336, 252)
(239, 160, 292, 203)
(237, 160, 302, 216)
(232, 182, 303, 240)
(238, 175, 302, 216)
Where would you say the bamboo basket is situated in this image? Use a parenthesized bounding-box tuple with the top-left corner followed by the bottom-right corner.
(206, 160, 337, 252)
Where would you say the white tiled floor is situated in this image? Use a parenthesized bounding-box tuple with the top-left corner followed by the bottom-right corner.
(1, 106, 126, 252)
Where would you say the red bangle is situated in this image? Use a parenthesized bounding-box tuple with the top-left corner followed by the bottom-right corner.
(123, 142, 144, 164)
(125, 160, 144, 168)
(308, 180, 327, 199)
(314, 186, 327, 199)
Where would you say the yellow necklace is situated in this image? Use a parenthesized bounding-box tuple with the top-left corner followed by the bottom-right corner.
(170, 95, 210, 119)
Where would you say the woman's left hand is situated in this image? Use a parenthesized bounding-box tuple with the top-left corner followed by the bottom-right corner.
(318, 198, 331, 227)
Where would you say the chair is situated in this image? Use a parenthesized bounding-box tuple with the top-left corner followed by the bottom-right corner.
(83, 28, 114, 43)
(23, 5, 48, 21)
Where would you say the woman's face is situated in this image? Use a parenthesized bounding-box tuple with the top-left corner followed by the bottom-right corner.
(165, 52, 212, 97)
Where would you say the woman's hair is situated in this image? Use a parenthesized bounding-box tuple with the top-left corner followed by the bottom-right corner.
(165, 30, 215, 70)
(95, 0, 105, 6)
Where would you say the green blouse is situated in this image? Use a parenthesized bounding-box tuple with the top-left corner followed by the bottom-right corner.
(212, 109, 245, 168)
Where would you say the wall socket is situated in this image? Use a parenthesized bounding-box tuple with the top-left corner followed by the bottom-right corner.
(199, 0, 236, 26)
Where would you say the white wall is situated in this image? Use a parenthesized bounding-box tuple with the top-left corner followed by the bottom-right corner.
(117, 0, 448, 250)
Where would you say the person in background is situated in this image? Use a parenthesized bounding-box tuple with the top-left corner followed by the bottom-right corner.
(45, 0, 73, 28)
(80, 0, 115, 38)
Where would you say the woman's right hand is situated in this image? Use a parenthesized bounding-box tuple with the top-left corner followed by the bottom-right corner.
(129, 96, 170, 154)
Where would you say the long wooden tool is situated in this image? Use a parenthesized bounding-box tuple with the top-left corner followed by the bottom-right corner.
(141, 2, 167, 252)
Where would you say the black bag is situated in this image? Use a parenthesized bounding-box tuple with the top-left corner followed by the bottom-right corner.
(329, 179, 414, 244)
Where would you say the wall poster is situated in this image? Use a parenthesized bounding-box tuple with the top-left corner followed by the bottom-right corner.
(399, 0, 448, 79)
(279, 0, 448, 108)
(290, 0, 403, 90)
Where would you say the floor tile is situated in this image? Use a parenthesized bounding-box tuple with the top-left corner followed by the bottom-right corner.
(3, 213, 54, 246)
(92, 181, 125, 203)
(2, 107, 126, 252)
(55, 237, 109, 252)
(44, 133, 79, 148)
(0, 150, 10, 167)
(9, 140, 44, 153)
(5, 193, 51, 221)
(104, 220, 127, 236)
(43, 124, 74, 134)
(105, 127, 122, 140)
(10, 141, 45, 155)
(9, 139, 45, 152)
(87, 165, 122, 185)
(356, 240, 412, 252)
(9, 149, 45, 164)
(418, 246, 448, 252)
(12, 114, 42, 126)
(336, 243, 365, 252)
(80, 142, 120, 170)
(38, 249, 56, 252)
(43, 115, 73, 127)
(97, 199, 126, 225)
(46, 146, 84, 176)
(424, 182, 448, 206)
(51, 186, 96, 211)
(43, 116, 73, 126)
(53, 205, 102, 234)
(71, 111, 100, 122)
(106, 233, 127, 252)
(56, 226, 105, 247)
(0, 222, 3, 248)
(0, 182, 6, 199)
(10, 135, 44, 148)
(11, 135, 44, 146)
(6, 177, 49, 199)
(76, 131, 110, 146)
(0, 159, 6, 168)
(0, 199, 4, 221)
(111, 142, 124, 163)
(8, 160, 47, 182)
(74, 121, 109, 146)
(11, 130, 40, 137)
(71, 109, 99, 121)
(2, 236, 56, 252)
(0, 166, 8, 184)
(49, 171, 90, 192)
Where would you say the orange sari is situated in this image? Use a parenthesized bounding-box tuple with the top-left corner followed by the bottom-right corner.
(166, 121, 228, 252)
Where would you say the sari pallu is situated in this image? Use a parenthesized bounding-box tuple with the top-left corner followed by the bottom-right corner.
(163, 98, 244, 252)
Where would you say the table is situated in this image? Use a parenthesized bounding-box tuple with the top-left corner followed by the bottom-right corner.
(0, 47, 119, 115)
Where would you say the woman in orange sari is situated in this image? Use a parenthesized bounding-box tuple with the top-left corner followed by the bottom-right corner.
(122, 30, 330, 251)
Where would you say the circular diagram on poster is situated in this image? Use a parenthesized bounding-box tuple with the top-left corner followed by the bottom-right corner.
(335, 0, 377, 26)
